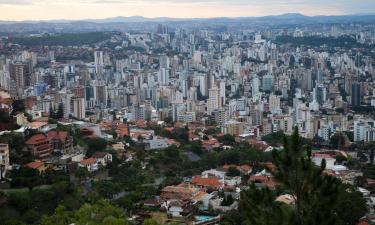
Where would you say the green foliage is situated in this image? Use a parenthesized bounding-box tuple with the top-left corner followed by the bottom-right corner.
(226, 166, 241, 177)
(55, 124, 83, 146)
(3, 181, 82, 224)
(11, 100, 26, 115)
(142, 219, 161, 225)
(221, 194, 234, 206)
(203, 127, 220, 135)
(41, 199, 128, 225)
(0, 110, 11, 123)
(361, 163, 375, 179)
(74, 167, 89, 181)
(275, 35, 370, 49)
(217, 134, 235, 145)
(9, 167, 42, 190)
(240, 184, 290, 225)
(271, 128, 340, 225)
(0, 132, 25, 152)
(8, 32, 112, 46)
(335, 185, 368, 225)
(261, 131, 286, 146)
(86, 137, 107, 157)
(237, 128, 367, 225)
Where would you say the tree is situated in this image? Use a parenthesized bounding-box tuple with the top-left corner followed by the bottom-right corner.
(217, 134, 235, 145)
(9, 167, 42, 190)
(226, 166, 241, 177)
(238, 128, 365, 225)
(143, 219, 163, 225)
(240, 184, 289, 225)
(221, 194, 234, 206)
(271, 127, 340, 225)
(335, 185, 368, 225)
(75, 167, 89, 181)
(86, 137, 107, 157)
(41, 199, 128, 225)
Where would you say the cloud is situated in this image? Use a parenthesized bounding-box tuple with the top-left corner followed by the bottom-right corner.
(0, 0, 33, 4)
(0, 0, 374, 20)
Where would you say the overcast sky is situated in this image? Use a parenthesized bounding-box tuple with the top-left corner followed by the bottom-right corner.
(0, 0, 374, 21)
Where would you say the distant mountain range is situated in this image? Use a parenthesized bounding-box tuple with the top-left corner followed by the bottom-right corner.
(1, 13, 375, 24)
(0, 13, 374, 35)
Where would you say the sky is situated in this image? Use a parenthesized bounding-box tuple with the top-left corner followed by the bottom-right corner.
(0, 0, 374, 21)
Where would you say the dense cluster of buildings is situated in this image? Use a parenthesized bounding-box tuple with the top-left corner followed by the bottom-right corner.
(0, 21, 374, 224)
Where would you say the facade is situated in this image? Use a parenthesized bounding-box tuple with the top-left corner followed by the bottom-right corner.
(0, 143, 10, 178)
(25, 134, 53, 160)
(351, 83, 361, 107)
(47, 131, 73, 154)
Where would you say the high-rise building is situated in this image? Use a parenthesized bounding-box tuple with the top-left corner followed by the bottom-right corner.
(269, 94, 281, 114)
(9, 63, 31, 97)
(351, 83, 361, 107)
(94, 51, 104, 76)
(207, 86, 220, 115)
(262, 74, 274, 91)
(72, 97, 86, 119)
(219, 81, 226, 107)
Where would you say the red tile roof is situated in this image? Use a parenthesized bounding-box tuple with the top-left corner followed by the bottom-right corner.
(92, 151, 108, 158)
(25, 161, 44, 170)
(47, 131, 68, 142)
(191, 176, 222, 188)
(80, 158, 97, 165)
(25, 134, 49, 145)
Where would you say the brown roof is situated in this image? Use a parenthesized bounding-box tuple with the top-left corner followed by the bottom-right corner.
(47, 131, 68, 142)
(29, 121, 48, 129)
(80, 158, 97, 165)
(25, 161, 44, 170)
(191, 176, 222, 188)
(26, 134, 49, 145)
(92, 151, 108, 158)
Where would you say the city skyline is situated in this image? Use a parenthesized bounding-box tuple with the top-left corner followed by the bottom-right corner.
(0, 0, 375, 21)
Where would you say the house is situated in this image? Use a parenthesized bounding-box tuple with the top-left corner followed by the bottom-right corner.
(92, 152, 112, 166)
(26, 134, 53, 160)
(221, 164, 253, 175)
(162, 200, 194, 218)
(47, 131, 73, 153)
(25, 161, 46, 173)
(248, 140, 274, 152)
(79, 158, 98, 172)
(14, 113, 29, 127)
(249, 175, 278, 190)
(191, 176, 223, 192)
(161, 185, 200, 201)
(143, 136, 169, 150)
(202, 169, 226, 179)
(202, 138, 221, 151)
(112, 142, 126, 159)
(28, 121, 48, 131)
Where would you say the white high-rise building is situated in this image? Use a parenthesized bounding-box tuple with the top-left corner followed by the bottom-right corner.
(72, 97, 86, 120)
(158, 68, 169, 85)
(159, 55, 170, 69)
(269, 94, 281, 114)
(207, 86, 220, 115)
(252, 75, 260, 98)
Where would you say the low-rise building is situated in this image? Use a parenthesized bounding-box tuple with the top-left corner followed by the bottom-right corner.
(26, 134, 53, 160)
